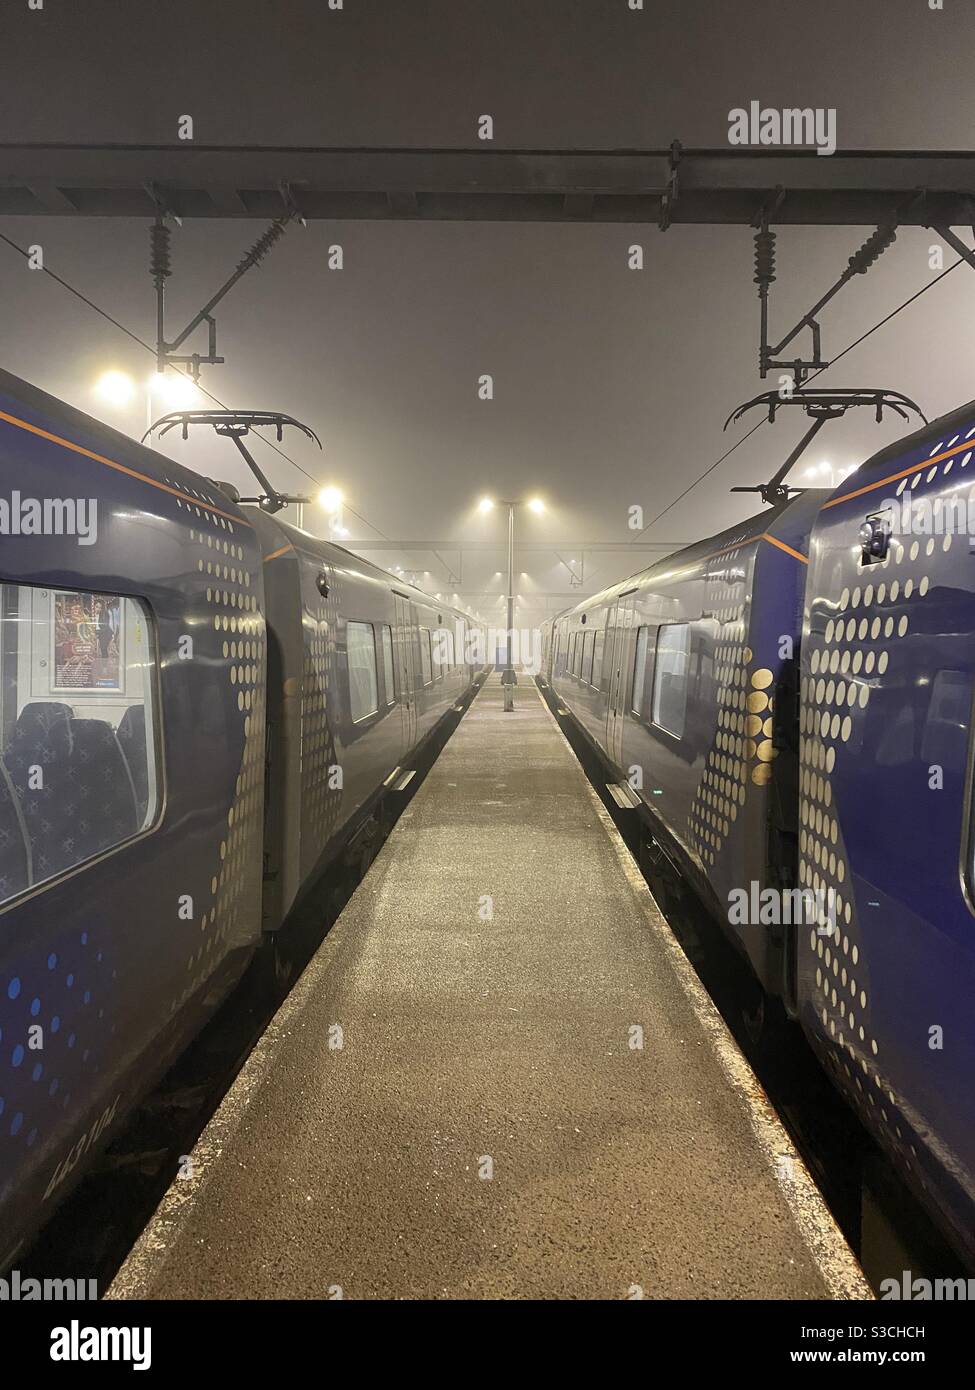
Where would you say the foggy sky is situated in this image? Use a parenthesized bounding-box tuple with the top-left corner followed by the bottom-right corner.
(1, 0, 974, 629)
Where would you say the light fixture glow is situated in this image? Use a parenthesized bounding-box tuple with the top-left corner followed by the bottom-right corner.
(527, 497, 545, 514)
(318, 486, 344, 513)
(478, 497, 495, 513)
(150, 371, 199, 410)
(96, 370, 135, 406)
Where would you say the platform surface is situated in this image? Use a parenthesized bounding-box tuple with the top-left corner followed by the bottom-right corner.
(110, 675, 869, 1301)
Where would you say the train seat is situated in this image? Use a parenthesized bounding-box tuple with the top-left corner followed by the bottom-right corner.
(2, 701, 76, 884)
(67, 718, 138, 862)
(0, 762, 30, 902)
(116, 704, 149, 826)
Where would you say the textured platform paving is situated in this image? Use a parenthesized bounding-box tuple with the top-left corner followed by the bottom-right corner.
(109, 675, 870, 1301)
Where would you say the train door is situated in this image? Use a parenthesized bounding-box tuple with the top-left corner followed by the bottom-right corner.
(606, 590, 636, 765)
(393, 591, 418, 750)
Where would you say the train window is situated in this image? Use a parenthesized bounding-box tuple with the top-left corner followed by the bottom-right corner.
(379, 624, 396, 706)
(593, 631, 605, 688)
(651, 624, 690, 738)
(632, 626, 650, 715)
(573, 632, 583, 678)
(435, 627, 455, 671)
(0, 583, 160, 910)
(347, 621, 379, 722)
(419, 627, 433, 685)
(583, 630, 595, 684)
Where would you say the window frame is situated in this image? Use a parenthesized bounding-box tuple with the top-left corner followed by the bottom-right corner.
(379, 623, 396, 707)
(592, 629, 605, 690)
(419, 626, 434, 686)
(0, 581, 164, 915)
(346, 619, 380, 724)
(583, 629, 595, 685)
(631, 625, 650, 717)
(650, 622, 691, 740)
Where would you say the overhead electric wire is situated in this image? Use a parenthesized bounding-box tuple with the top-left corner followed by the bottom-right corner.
(632, 250, 969, 540)
(3, 226, 965, 557)
(0, 227, 395, 542)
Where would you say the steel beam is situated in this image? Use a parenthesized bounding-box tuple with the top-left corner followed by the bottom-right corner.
(2, 145, 975, 224)
(347, 539, 686, 551)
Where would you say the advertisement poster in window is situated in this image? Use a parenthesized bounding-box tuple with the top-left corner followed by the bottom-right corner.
(52, 591, 122, 690)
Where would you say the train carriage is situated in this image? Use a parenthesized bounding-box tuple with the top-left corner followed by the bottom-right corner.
(0, 368, 484, 1267)
(250, 508, 481, 933)
(0, 367, 267, 1265)
(546, 400, 975, 1265)
(547, 491, 824, 999)
(799, 402, 975, 1266)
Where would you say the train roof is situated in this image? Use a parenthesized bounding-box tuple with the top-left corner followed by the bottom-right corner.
(554, 395, 975, 629)
(0, 365, 251, 528)
(0, 366, 482, 630)
(247, 506, 484, 628)
(815, 396, 975, 517)
(553, 487, 828, 624)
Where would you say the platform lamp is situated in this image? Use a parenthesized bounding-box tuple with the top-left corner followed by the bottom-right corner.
(477, 495, 545, 710)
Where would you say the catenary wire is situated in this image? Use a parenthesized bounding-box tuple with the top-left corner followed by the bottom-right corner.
(630, 251, 968, 540)
(0, 227, 394, 541)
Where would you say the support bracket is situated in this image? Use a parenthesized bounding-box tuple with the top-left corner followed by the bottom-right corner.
(149, 211, 298, 380)
(658, 141, 682, 231)
(754, 217, 902, 387)
(930, 223, 975, 271)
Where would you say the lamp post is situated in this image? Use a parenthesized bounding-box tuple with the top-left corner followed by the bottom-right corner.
(478, 495, 545, 710)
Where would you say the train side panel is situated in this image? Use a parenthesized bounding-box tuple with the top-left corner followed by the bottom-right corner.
(550, 494, 821, 996)
(0, 370, 265, 1264)
(799, 407, 975, 1263)
(410, 593, 469, 743)
(252, 511, 478, 929)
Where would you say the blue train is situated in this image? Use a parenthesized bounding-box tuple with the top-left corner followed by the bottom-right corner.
(0, 368, 485, 1268)
(542, 402, 975, 1267)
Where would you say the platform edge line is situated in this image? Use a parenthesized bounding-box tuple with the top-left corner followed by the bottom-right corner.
(104, 905, 374, 1300)
(107, 679, 483, 1300)
(533, 683, 874, 1303)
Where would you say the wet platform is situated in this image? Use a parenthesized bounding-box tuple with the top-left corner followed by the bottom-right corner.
(109, 675, 870, 1301)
